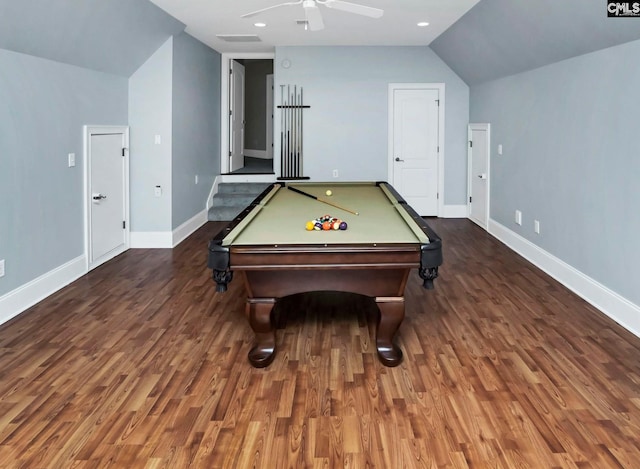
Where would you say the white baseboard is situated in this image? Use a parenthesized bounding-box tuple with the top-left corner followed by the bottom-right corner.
(130, 210, 208, 249)
(0, 255, 86, 327)
(172, 209, 208, 247)
(207, 176, 221, 211)
(244, 148, 273, 160)
(441, 204, 468, 218)
(218, 174, 276, 183)
(130, 231, 172, 248)
(244, 149, 270, 159)
(489, 219, 640, 338)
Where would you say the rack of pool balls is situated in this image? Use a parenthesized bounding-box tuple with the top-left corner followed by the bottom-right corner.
(305, 215, 348, 231)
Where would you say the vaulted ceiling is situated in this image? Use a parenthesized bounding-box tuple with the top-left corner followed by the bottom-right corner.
(1, 0, 639, 84)
(0, 0, 184, 77)
(430, 0, 640, 85)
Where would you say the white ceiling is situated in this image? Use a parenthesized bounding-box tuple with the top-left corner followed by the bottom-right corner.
(149, 0, 480, 53)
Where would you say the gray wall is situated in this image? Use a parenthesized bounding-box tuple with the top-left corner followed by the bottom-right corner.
(470, 38, 640, 305)
(0, 48, 128, 296)
(129, 38, 174, 233)
(275, 46, 469, 205)
(172, 32, 221, 228)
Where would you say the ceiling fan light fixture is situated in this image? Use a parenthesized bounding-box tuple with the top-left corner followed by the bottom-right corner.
(303, 0, 324, 31)
(254, 22, 267, 27)
(417, 21, 430, 27)
(240, 0, 384, 31)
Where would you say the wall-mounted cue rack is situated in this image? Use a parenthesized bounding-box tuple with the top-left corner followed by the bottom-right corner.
(277, 85, 310, 180)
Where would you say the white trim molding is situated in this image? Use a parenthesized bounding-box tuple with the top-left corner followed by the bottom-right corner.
(220, 52, 275, 175)
(0, 256, 86, 327)
(130, 210, 208, 249)
(130, 232, 172, 249)
(489, 218, 640, 338)
(172, 209, 208, 247)
(441, 204, 468, 218)
(244, 149, 269, 159)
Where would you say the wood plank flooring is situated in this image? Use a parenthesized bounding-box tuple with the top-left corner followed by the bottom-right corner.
(1, 219, 640, 468)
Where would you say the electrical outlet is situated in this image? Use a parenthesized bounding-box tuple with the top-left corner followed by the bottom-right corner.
(534, 220, 540, 234)
(332, 169, 339, 178)
(154, 135, 161, 145)
(0, 259, 5, 277)
(515, 210, 522, 226)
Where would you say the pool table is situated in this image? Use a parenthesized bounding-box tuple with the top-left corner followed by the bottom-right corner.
(208, 181, 442, 368)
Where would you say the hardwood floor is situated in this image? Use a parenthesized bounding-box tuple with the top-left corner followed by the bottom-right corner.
(1, 219, 639, 468)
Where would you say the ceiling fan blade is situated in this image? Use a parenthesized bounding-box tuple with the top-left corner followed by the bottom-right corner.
(304, 2, 324, 30)
(323, 0, 383, 18)
(241, 0, 302, 18)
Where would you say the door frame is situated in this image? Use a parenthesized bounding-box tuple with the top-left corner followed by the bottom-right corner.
(467, 123, 491, 229)
(387, 83, 445, 217)
(229, 59, 246, 172)
(220, 52, 275, 175)
(266, 74, 274, 160)
(83, 125, 130, 271)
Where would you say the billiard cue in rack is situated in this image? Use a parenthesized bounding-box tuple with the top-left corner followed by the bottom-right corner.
(287, 186, 359, 216)
(278, 85, 310, 180)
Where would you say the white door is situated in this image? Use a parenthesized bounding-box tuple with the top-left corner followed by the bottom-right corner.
(468, 123, 490, 229)
(266, 74, 274, 160)
(85, 127, 129, 270)
(390, 86, 440, 216)
(230, 60, 245, 172)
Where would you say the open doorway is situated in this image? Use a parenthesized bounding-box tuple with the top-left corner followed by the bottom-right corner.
(221, 53, 275, 176)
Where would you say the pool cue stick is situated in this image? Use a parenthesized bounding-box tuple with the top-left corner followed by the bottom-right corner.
(280, 85, 285, 175)
(291, 86, 295, 178)
(297, 87, 301, 176)
(299, 87, 304, 176)
(294, 86, 299, 177)
(289, 88, 293, 177)
(290, 86, 294, 178)
(287, 186, 359, 215)
(285, 86, 289, 178)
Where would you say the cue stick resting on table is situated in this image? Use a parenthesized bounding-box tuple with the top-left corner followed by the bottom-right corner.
(287, 186, 359, 215)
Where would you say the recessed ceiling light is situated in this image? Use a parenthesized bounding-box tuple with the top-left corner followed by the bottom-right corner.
(417, 22, 430, 27)
(254, 22, 267, 27)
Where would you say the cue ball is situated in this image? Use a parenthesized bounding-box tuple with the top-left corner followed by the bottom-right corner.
(325, 190, 332, 196)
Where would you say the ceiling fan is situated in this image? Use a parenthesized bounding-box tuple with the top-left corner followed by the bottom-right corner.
(241, 0, 384, 31)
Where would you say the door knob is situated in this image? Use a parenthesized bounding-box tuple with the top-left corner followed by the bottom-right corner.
(395, 157, 404, 162)
(92, 194, 107, 200)
(477, 174, 487, 180)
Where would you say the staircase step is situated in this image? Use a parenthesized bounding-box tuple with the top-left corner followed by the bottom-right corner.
(211, 192, 257, 208)
(208, 205, 247, 222)
(217, 182, 273, 194)
(208, 182, 276, 222)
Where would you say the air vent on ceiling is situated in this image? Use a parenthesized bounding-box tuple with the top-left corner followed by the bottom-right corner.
(216, 34, 262, 42)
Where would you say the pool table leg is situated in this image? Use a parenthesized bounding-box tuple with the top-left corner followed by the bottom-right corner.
(375, 297, 405, 367)
(246, 298, 277, 368)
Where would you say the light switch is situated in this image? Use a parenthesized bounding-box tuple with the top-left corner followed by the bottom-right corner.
(68, 153, 76, 167)
(154, 185, 162, 197)
(154, 135, 161, 145)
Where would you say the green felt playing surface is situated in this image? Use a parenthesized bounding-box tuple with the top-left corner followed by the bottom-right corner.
(223, 182, 430, 246)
